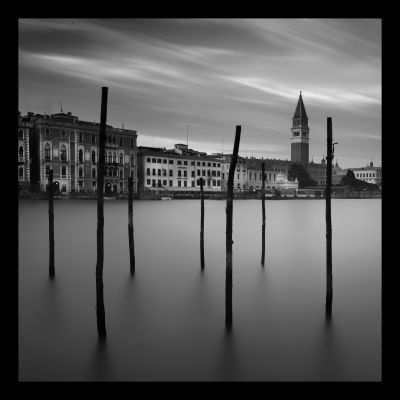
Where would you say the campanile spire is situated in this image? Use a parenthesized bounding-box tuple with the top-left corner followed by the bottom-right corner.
(290, 92, 309, 165)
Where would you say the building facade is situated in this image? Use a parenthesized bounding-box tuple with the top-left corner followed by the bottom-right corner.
(18, 111, 138, 194)
(18, 112, 32, 185)
(137, 144, 222, 193)
(350, 162, 382, 188)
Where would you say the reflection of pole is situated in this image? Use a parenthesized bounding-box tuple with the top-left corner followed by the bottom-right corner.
(261, 163, 266, 267)
(325, 117, 333, 322)
(200, 178, 205, 270)
(128, 176, 135, 276)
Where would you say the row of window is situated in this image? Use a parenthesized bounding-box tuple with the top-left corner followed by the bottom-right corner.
(146, 168, 221, 178)
(355, 172, 380, 178)
(146, 157, 221, 168)
(146, 179, 221, 188)
(42, 129, 135, 148)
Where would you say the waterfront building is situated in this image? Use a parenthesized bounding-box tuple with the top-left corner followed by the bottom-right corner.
(308, 157, 327, 186)
(137, 144, 222, 194)
(350, 161, 382, 188)
(18, 111, 138, 194)
(218, 154, 248, 190)
(18, 112, 32, 187)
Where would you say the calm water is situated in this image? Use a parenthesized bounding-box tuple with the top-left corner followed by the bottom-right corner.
(18, 198, 381, 381)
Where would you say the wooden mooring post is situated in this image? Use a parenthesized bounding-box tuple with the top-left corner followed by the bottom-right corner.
(200, 177, 205, 270)
(325, 117, 333, 321)
(261, 162, 266, 267)
(128, 176, 135, 276)
(96, 87, 108, 339)
(225, 125, 241, 329)
(48, 169, 55, 279)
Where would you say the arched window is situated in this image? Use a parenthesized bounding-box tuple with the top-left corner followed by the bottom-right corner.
(79, 167, 83, 177)
(131, 169, 134, 178)
(44, 143, 51, 160)
(79, 149, 83, 163)
(119, 153, 123, 164)
(113, 167, 117, 177)
(18, 129, 23, 140)
(45, 129, 50, 138)
(19, 167, 23, 179)
(119, 169, 123, 179)
(92, 150, 96, 163)
(108, 152, 112, 163)
(113, 152, 116, 163)
(105, 167, 109, 177)
(19, 146, 24, 159)
(92, 168, 96, 178)
(61, 130, 66, 140)
(130, 153, 134, 166)
(61, 145, 67, 161)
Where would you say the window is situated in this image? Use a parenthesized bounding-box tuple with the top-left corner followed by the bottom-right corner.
(197, 162, 200, 166)
(169, 180, 173, 186)
(157, 158, 161, 163)
(61, 166, 66, 178)
(197, 170, 200, 176)
(92, 168, 96, 178)
(184, 171, 187, 177)
(19, 167, 23, 179)
(113, 168, 117, 177)
(119, 153, 123, 164)
(18, 129, 23, 140)
(178, 160, 182, 165)
(217, 180, 220, 186)
(169, 160, 173, 164)
(131, 170, 134, 178)
(79, 167, 83, 177)
(213, 180, 216, 186)
(158, 180, 162, 187)
(108, 152, 112, 163)
(120, 169, 123, 179)
(217, 171, 220, 177)
(119, 137, 123, 146)
(163, 170, 167, 176)
(184, 181, 187, 187)
(93, 181, 97, 190)
(202, 170, 205, 176)
(131, 154, 134, 166)
(217, 163, 220, 168)
(152, 179, 156, 187)
(112, 136, 116, 144)
(178, 170, 182, 177)
(158, 169, 161, 176)
(178, 181, 181, 187)
(92, 134, 96, 144)
(113, 152, 116, 163)
(130, 138, 134, 148)
(45, 165, 50, 177)
(152, 158, 156, 163)
(191, 181, 195, 187)
(79, 132, 83, 142)
(163, 180, 167, 186)
(191, 161, 195, 166)
(19, 146, 24, 159)
(79, 149, 83, 163)
(147, 168, 150, 175)
(169, 170, 173, 177)
(191, 171, 195, 177)
(60, 145, 67, 161)
(208, 162, 211, 167)
(92, 150, 96, 163)
(147, 179, 151, 185)
(163, 159, 167, 164)
(184, 161, 188, 165)
(147, 158, 151, 162)
(152, 168, 156, 175)
(62, 130, 66, 140)
(213, 163, 216, 167)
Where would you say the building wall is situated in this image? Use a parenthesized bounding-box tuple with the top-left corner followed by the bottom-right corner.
(19, 112, 137, 194)
(350, 166, 382, 187)
(138, 149, 222, 192)
(18, 117, 32, 184)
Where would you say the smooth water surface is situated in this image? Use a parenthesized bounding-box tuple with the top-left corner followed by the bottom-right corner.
(18, 199, 381, 381)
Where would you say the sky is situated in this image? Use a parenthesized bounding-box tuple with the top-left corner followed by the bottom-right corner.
(18, 18, 381, 169)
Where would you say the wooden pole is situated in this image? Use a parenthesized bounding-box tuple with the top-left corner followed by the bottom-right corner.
(261, 162, 266, 266)
(128, 176, 135, 276)
(96, 87, 108, 339)
(200, 177, 205, 270)
(226, 125, 241, 328)
(48, 169, 55, 279)
(325, 117, 333, 321)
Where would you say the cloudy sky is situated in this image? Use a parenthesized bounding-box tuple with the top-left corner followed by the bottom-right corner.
(18, 18, 381, 168)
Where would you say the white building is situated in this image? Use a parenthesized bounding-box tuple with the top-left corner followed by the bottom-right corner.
(350, 162, 382, 187)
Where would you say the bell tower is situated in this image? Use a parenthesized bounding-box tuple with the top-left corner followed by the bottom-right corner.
(291, 91, 309, 165)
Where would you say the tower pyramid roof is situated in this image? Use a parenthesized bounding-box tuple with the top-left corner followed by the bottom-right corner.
(293, 92, 308, 119)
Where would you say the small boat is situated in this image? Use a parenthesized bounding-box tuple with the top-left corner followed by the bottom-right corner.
(161, 196, 172, 200)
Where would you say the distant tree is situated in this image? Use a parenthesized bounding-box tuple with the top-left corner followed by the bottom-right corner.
(341, 170, 379, 189)
(288, 163, 317, 188)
